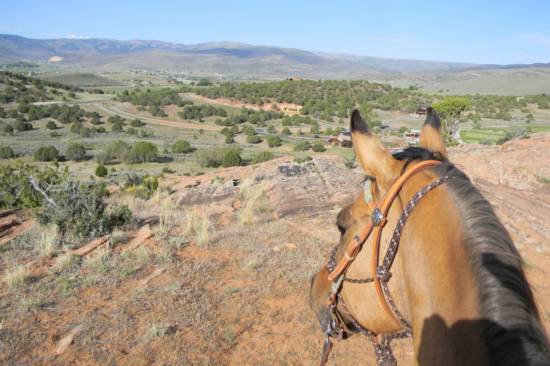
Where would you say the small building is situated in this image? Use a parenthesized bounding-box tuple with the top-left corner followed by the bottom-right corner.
(328, 131, 352, 148)
(405, 129, 420, 145)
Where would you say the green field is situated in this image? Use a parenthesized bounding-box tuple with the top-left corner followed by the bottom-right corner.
(460, 125, 550, 144)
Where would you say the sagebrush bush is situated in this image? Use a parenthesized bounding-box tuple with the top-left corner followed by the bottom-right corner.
(38, 180, 132, 238)
(0, 163, 67, 209)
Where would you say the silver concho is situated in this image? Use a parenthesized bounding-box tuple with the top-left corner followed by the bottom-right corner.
(372, 208, 384, 226)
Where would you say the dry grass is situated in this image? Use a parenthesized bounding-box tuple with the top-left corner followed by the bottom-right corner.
(238, 180, 271, 225)
(109, 229, 128, 247)
(85, 247, 113, 275)
(52, 252, 81, 274)
(37, 226, 59, 258)
(184, 208, 201, 235)
(184, 207, 211, 247)
(197, 213, 211, 247)
(3, 265, 31, 288)
(154, 198, 176, 239)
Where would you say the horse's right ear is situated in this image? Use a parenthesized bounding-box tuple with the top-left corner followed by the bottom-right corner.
(419, 107, 447, 158)
(350, 110, 400, 190)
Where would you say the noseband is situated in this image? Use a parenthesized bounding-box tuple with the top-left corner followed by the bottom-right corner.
(320, 160, 452, 366)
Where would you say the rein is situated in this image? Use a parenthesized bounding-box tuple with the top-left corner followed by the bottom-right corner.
(320, 160, 453, 366)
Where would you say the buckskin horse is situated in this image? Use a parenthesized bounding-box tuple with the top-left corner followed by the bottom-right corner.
(309, 108, 550, 365)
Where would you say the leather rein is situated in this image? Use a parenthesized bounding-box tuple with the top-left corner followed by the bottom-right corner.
(320, 160, 452, 366)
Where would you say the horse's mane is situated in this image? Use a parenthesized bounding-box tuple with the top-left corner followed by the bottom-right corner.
(393, 147, 550, 365)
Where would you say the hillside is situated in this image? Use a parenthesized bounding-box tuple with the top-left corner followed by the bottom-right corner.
(1, 134, 549, 365)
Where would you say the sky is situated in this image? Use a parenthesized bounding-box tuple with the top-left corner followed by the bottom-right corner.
(1, 0, 549, 64)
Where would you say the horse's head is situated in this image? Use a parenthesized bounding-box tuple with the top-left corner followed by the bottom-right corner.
(309, 107, 448, 346)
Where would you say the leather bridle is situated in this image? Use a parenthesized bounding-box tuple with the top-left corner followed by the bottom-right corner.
(319, 159, 452, 366)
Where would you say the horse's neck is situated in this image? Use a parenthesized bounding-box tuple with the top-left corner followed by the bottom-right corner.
(396, 186, 490, 365)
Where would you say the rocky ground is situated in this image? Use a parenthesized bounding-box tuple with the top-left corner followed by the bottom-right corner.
(1, 134, 549, 365)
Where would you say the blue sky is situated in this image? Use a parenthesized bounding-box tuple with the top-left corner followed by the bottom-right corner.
(1, 0, 549, 64)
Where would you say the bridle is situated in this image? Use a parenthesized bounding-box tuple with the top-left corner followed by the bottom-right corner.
(319, 159, 453, 366)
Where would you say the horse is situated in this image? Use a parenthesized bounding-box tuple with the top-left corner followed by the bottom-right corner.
(309, 108, 550, 365)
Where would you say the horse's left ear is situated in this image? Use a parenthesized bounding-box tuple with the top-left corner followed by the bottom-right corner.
(351, 110, 400, 190)
(419, 107, 447, 158)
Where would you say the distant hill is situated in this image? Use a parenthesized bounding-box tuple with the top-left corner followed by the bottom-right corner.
(1, 34, 549, 94)
(0, 34, 480, 78)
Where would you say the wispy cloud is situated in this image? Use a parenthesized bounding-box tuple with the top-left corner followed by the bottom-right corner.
(65, 34, 91, 39)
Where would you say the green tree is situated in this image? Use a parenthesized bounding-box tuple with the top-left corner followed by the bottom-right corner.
(65, 143, 87, 161)
(171, 140, 194, 153)
(312, 142, 326, 152)
(432, 97, 471, 141)
(294, 141, 312, 151)
(126, 142, 158, 163)
(222, 149, 242, 167)
(266, 135, 282, 147)
(33, 146, 60, 161)
(246, 135, 263, 144)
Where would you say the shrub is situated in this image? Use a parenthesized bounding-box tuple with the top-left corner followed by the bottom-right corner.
(312, 142, 326, 152)
(294, 155, 312, 163)
(14, 120, 32, 131)
(123, 174, 159, 199)
(0, 146, 15, 159)
(246, 135, 262, 144)
(281, 127, 291, 135)
(65, 143, 87, 161)
(104, 140, 129, 162)
(126, 141, 158, 163)
(130, 118, 146, 127)
(222, 149, 242, 167)
(251, 151, 274, 164)
(196, 147, 242, 168)
(33, 146, 60, 161)
(95, 164, 108, 177)
(225, 136, 235, 144)
(3, 124, 14, 134)
(111, 121, 124, 132)
(0, 163, 67, 209)
(294, 141, 312, 151)
(171, 140, 194, 153)
(46, 120, 58, 130)
(37, 180, 132, 238)
(266, 135, 282, 147)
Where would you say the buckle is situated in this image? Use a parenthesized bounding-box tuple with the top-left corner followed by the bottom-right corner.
(376, 266, 392, 282)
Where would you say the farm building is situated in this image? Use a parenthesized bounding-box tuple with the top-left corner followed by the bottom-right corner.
(327, 131, 352, 147)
